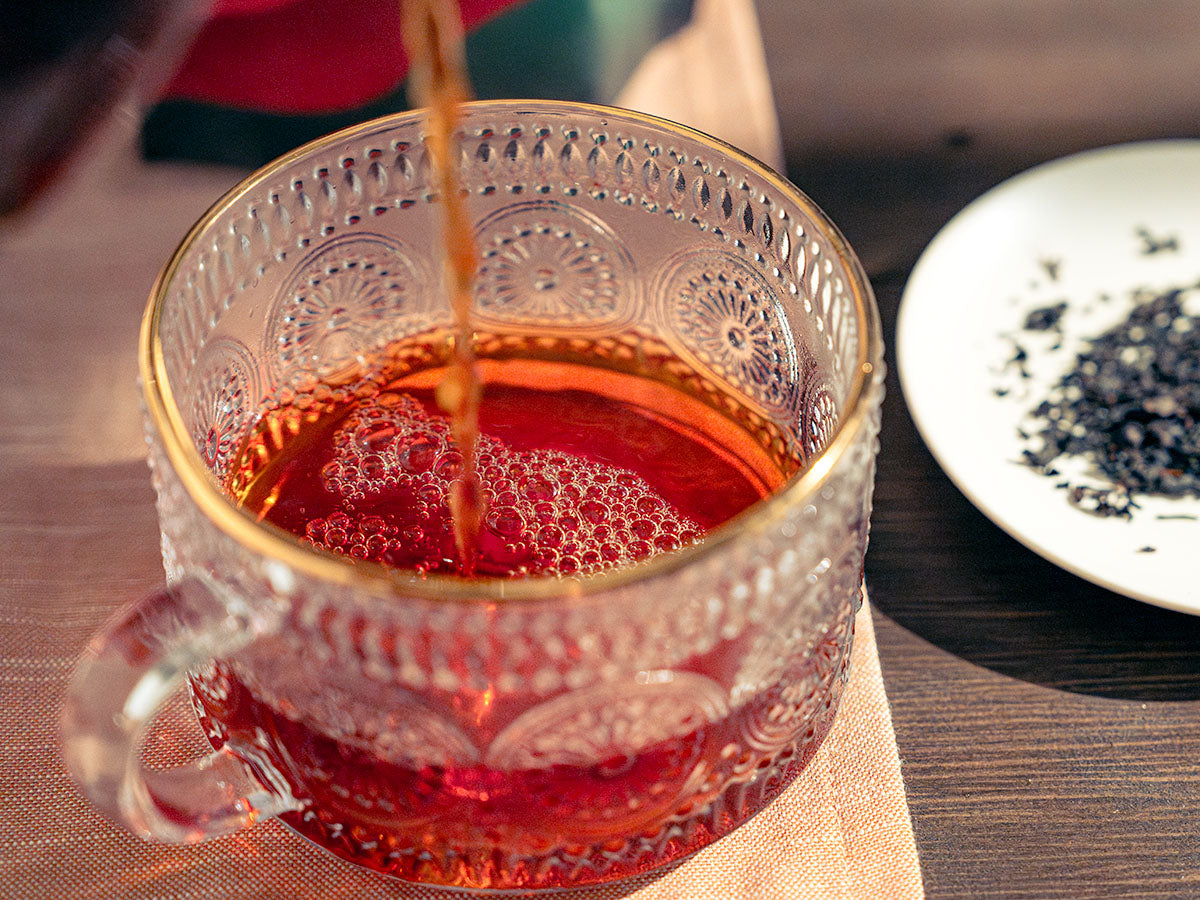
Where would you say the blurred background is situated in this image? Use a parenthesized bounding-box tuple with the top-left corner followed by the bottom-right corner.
(7, 0, 1200, 275)
(757, 0, 1200, 276)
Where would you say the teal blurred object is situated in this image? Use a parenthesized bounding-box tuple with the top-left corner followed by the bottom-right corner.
(141, 0, 693, 168)
(468, 0, 692, 102)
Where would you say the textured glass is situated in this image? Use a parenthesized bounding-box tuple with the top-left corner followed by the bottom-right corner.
(62, 100, 884, 893)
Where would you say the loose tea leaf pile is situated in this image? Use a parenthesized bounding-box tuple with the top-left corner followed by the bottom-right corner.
(1021, 283, 1200, 517)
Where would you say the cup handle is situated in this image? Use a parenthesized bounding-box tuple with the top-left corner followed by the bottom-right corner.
(60, 576, 304, 842)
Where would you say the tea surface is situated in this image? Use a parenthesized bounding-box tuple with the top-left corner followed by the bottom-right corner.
(229, 350, 792, 577)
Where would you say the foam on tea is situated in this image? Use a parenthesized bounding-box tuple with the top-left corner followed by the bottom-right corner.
(227, 344, 793, 577)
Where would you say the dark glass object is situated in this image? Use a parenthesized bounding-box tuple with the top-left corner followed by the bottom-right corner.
(0, 0, 194, 217)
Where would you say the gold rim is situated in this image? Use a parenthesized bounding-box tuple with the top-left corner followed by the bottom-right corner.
(140, 99, 883, 605)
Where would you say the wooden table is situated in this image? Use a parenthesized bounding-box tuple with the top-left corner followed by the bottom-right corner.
(791, 153, 1200, 898)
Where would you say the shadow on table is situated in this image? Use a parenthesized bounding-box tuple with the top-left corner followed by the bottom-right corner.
(864, 272, 1200, 702)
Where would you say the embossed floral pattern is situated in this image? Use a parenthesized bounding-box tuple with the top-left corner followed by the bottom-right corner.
(801, 376, 840, 458)
(265, 233, 431, 382)
(488, 671, 729, 769)
(473, 202, 635, 331)
(232, 653, 479, 768)
(737, 610, 852, 759)
(656, 250, 799, 417)
(186, 337, 262, 477)
(484, 671, 728, 837)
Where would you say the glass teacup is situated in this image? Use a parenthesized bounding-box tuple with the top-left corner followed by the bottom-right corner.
(61, 100, 883, 892)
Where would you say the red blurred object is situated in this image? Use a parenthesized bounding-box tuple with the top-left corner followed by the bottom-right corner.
(162, 0, 524, 113)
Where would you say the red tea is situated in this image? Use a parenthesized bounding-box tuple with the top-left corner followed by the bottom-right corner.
(229, 354, 783, 576)
(195, 630, 847, 889)
(190, 341, 851, 889)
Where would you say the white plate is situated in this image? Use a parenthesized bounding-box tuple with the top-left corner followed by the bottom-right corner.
(898, 140, 1200, 614)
